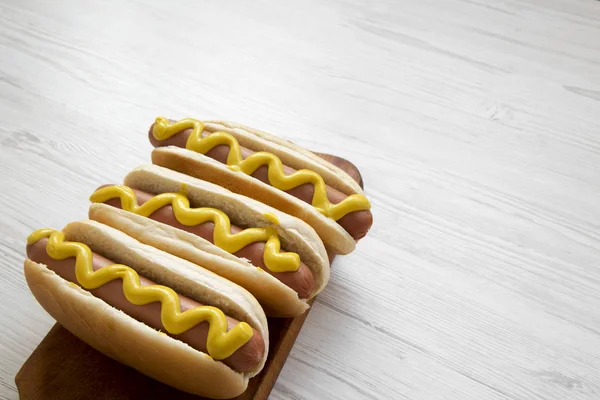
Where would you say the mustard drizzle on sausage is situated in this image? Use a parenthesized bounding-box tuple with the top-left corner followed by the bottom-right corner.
(90, 186, 301, 273)
(152, 117, 371, 221)
(27, 228, 253, 360)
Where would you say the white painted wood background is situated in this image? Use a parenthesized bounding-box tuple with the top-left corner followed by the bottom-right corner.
(1, 0, 599, 398)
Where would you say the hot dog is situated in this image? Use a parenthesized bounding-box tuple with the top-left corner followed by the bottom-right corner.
(24, 220, 269, 399)
(88, 164, 330, 317)
(96, 185, 315, 299)
(27, 238, 264, 372)
(148, 117, 373, 255)
(148, 126, 373, 240)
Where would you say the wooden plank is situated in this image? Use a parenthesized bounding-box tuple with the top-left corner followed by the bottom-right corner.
(15, 152, 363, 399)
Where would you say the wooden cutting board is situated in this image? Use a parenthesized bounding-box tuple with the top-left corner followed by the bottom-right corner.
(15, 152, 364, 400)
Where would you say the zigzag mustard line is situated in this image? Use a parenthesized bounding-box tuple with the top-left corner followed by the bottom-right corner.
(152, 117, 371, 221)
(90, 186, 300, 273)
(27, 228, 253, 360)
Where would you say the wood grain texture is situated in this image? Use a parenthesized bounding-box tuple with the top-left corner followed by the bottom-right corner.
(1, 0, 600, 399)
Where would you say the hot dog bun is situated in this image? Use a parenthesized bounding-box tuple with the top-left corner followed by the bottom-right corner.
(89, 164, 330, 317)
(150, 118, 367, 254)
(24, 220, 268, 399)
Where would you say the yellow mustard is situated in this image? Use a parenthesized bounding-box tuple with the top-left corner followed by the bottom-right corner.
(27, 228, 253, 360)
(90, 186, 300, 273)
(152, 117, 371, 221)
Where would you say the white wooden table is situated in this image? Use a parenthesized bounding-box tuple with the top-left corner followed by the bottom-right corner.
(1, 0, 600, 399)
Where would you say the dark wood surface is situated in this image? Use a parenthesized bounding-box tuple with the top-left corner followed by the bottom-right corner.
(15, 152, 363, 400)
